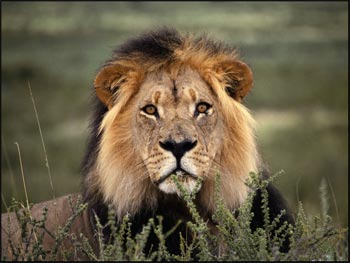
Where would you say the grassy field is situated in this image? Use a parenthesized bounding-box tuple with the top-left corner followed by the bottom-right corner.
(1, 2, 348, 227)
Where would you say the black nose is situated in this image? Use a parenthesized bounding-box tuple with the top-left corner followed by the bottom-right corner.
(159, 139, 197, 162)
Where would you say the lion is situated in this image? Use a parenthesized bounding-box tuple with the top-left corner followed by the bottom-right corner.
(1, 28, 294, 260)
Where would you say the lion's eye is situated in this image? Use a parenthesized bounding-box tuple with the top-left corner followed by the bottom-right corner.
(196, 102, 211, 114)
(142, 104, 157, 115)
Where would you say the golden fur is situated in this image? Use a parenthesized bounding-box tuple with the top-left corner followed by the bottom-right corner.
(87, 30, 260, 221)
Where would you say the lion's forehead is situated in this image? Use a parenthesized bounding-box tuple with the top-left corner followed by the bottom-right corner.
(138, 67, 214, 107)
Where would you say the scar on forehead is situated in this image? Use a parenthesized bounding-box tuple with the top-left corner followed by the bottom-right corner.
(189, 88, 197, 102)
(172, 79, 179, 102)
(153, 91, 161, 104)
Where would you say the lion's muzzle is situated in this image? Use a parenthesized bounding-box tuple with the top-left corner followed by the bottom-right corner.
(155, 139, 199, 193)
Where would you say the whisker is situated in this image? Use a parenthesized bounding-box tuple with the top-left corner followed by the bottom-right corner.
(126, 155, 154, 174)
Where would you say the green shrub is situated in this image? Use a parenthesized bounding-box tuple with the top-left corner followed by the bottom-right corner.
(2, 172, 348, 261)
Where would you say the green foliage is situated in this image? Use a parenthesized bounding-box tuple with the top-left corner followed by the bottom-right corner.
(2, 173, 348, 261)
(2, 195, 88, 261)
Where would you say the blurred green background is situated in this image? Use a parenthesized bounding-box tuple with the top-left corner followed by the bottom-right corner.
(1, 2, 348, 227)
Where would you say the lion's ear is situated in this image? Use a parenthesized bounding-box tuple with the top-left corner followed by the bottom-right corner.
(221, 60, 253, 101)
(94, 64, 128, 108)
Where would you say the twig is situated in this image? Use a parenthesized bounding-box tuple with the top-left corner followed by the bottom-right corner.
(2, 134, 18, 199)
(1, 193, 8, 211)
(28, 81, 55, 200)
(14, 142, 30, 210)
(14, 142, 38, 244)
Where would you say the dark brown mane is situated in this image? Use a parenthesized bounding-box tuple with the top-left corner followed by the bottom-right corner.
(108, 27, 236, 64)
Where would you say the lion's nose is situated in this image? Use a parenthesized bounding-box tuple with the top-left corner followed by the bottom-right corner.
(159, 139, 197, 162)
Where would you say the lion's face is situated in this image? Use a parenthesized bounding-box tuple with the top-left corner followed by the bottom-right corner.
(88, 29, 260, 219)
(133, 67, 222, 194)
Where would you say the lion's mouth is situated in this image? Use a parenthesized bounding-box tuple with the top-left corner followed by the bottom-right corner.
(156, 168, 197, 185)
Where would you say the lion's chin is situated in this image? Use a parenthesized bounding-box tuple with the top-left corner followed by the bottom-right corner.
(158, 177, 199, 195)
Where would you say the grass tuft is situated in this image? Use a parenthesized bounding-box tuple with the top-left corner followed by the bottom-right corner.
(2, 172, 348, 261)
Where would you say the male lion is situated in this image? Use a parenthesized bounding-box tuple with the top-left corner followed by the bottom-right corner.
(1, 28, 294, 260)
